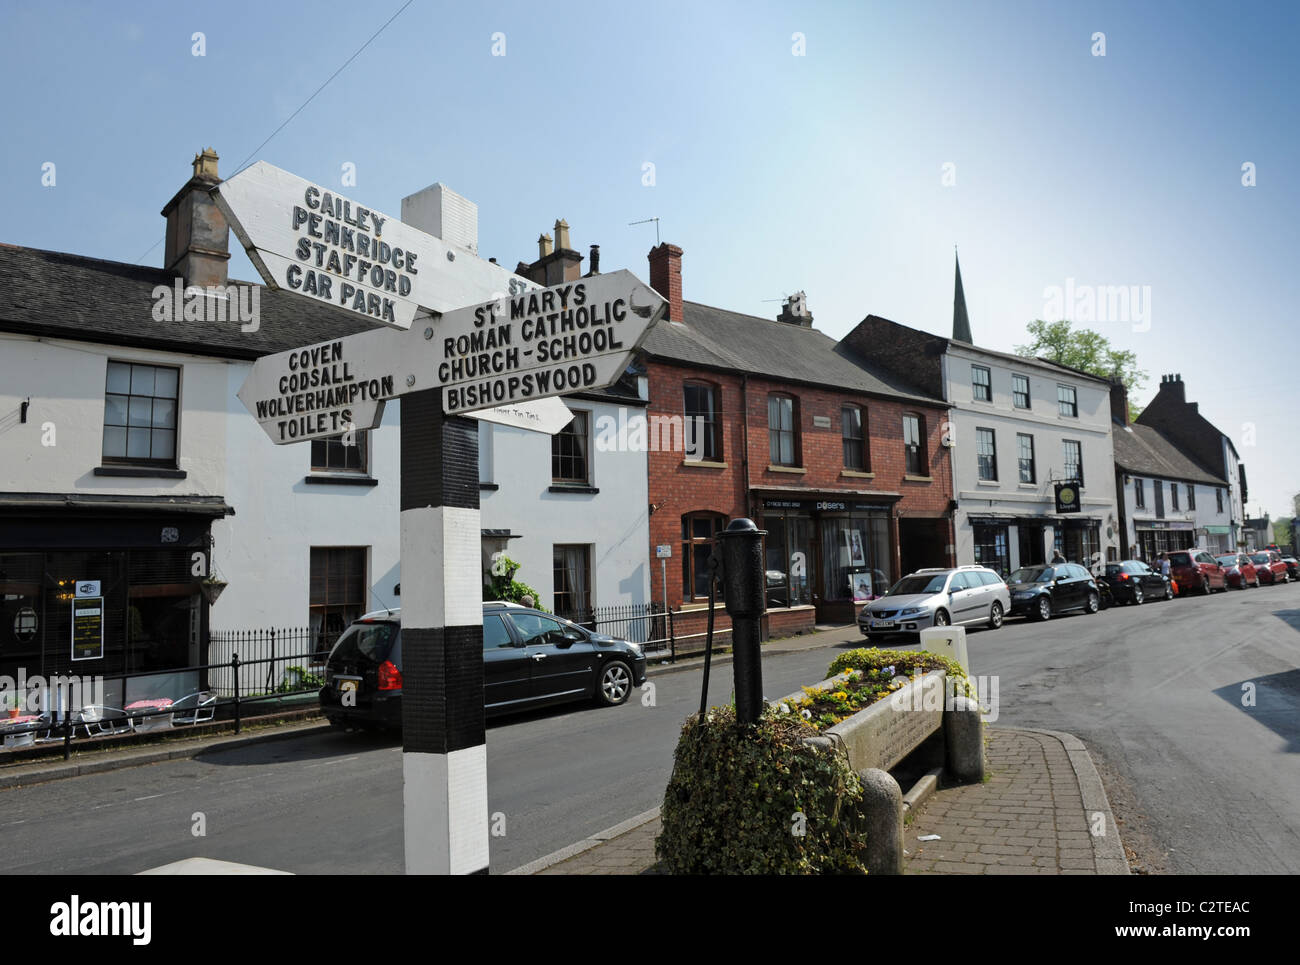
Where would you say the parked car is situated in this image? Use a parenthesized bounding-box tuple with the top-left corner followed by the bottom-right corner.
(1282, 556, 1300, 581)
(1100, 560, 1173, 605)
(1006, 563, 1101, 620)
(1248, 551, 1290, 585)
(1167, 549, 1227, 595)
(319, 604, 648, 731)
(858, 565, 1010, 639)
(1215, 553, 1259, 589)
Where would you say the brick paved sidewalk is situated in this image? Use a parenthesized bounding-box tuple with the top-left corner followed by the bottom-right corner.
(520, 726, 1128, 875)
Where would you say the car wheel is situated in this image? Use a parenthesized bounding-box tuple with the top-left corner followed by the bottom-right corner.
(988, 601, 1004, 630)
(1201, 577, 1211, 596)
(1132, 585, 1144, 605)
(1036, 597, 1052, 621)
(933, 609, 951, 628)
(597, 660, 633, 707)
(1254, 575, 1261, 588)
(1086, 591, 1100, 614)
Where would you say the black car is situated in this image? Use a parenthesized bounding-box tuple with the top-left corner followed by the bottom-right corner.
(1100, 560, 1173, 605)
(1006, 563, 1100, 621)
(319, 603, 648, 730)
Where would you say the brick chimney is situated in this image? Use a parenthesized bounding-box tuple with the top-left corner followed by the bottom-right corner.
(777, 291, 813, 327)
(1108, 375, 1129, 425)
(648, 243, 683, 323)
(1158, 373, 1186, 403)
(520, 223, 583, 286)
(160, 148, 229, 288)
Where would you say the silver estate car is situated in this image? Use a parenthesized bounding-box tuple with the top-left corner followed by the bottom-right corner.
(858, 565, 1011, 639)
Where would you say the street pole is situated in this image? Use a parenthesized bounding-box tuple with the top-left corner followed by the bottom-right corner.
(716, 518, 765, 724)
(399, 388, 487, 874)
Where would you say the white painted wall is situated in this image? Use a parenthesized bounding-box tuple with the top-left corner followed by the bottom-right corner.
(479, 399, 650, 612)
(1115, 462, 1233, 557)
(944, 347, 1120, 569)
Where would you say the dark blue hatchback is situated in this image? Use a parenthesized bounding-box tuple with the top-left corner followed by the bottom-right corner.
(319, 603, 648, 730)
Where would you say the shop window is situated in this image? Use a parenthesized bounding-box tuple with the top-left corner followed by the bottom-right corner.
(821, 514, 892, 603)
(976, 428, 998, 481)
(552, 411, 590, 484)
(768, 394, 799, 467)
(1017, 433, 1036, 484)
(553, 544, 591, 622)
(973, 524, 1010, 576)
(903, 413, 927, 476)
(103, 361, 180, 466)
(684, 382, 721, 462)
(312, 431, 369, 474)
(1013, 374, 1031, 409)
(763, 514, 813, 608)
(842, 405, 867, 471)
(682, 513, 726, 602)
(971, 365, 991, 402)
(310, 547, 367, 655)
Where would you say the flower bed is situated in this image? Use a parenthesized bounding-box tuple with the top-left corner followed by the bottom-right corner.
(777, 648, 974, 731)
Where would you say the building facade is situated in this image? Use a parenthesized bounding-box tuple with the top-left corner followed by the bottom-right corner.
(642, 245, 955, 631)
(1136, 374, 1247, 552)
(840, 316, 1121, 575)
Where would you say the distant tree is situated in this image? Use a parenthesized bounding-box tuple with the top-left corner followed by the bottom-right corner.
(1273, 516, 1294, 551)
(1015, 319, 1148, 421)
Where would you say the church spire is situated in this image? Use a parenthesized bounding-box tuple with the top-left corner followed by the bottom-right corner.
(953, 249, 972, 343)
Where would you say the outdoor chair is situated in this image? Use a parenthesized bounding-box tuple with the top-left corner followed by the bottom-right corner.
(71, 705, 134, 738)
(171, 692, 217, 725)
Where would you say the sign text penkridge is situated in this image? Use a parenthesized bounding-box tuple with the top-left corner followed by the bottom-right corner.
(211, 161, 536, 329)
(236, 270, 665, 443)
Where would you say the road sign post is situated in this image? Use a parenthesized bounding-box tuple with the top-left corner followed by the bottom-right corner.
(214, 163, 664, 874)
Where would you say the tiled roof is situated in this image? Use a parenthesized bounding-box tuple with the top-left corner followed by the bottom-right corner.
(1112, 421, 1227, 486)
(643, 300, 945, 405)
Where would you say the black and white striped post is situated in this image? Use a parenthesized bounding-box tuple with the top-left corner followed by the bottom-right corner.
(398, 387, 487, 875)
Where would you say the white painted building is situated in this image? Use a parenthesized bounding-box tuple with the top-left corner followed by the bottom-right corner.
(942, 345, 1121, 573)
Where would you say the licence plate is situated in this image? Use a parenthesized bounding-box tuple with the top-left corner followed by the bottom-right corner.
(872, 621, 897, 630)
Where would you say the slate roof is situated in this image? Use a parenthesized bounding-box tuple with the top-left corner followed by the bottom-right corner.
(0, 242, 640, 402)
(1112, 421, 1227, 486)
(643, 300, 945, 405)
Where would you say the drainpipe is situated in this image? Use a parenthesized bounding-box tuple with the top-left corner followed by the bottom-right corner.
(740, 374, 751, 518)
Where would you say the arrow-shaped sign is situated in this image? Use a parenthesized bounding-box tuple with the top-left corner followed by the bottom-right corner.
(236, 270, 665, 443)
(211, 161, 537, 330)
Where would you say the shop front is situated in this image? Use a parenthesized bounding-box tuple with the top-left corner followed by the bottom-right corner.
(1134, 520, 1196, 561)
(0, 497, 230, 708)
(758, 494, 898, 624)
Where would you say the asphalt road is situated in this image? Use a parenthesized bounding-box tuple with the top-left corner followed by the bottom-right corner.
(3, 581, 1298, 874)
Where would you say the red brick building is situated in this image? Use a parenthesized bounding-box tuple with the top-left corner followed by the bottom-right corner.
(640, 244, 955, 634)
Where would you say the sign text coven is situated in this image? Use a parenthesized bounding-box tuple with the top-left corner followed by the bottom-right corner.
(254, 341, 394, 441)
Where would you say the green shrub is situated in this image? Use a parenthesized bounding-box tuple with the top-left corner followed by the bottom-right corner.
(655, 705, 869, 874)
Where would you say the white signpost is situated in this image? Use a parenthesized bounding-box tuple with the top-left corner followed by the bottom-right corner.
(214, 162, 664, 875)
(234, 270, 662, 443)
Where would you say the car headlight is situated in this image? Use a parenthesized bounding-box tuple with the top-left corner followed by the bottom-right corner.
(626, 642, 643, 657)
(898, 607, 923, 616)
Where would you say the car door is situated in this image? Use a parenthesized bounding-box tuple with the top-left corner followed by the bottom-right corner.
(948, 572, 978, 623)
(483, 612, 531, 711)
(1067, 565, 1091, 609)
(508, 611, 598, 703)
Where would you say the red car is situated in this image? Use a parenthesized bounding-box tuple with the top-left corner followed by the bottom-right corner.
(1248, 551, 1290, 584)
(1167, 549, 1228, 595)
(1215, 554, 1259, 589)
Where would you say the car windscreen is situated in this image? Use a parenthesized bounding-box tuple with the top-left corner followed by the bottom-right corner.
(1250, 554, 1270, 564)
(328, 622, 398, 665)
(1168, 552, 1192, 567)
(1009, 567, 1051, 584)
(888, 575, 948, 595)
(1215, 556, 1238, 567)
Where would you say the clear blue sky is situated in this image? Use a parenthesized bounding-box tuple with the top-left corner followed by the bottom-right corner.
(3, 0, 1297, 518)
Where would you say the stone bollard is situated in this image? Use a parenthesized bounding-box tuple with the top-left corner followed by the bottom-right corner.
(857, 767, 904, 875)
(944, 693, 985, 783)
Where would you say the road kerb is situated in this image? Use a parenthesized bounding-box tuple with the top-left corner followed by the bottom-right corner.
(505, 807, 662, 875)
